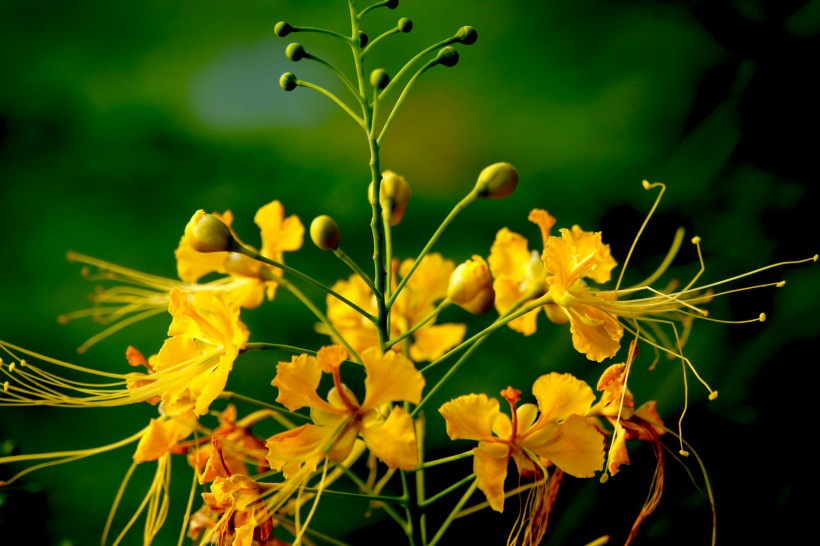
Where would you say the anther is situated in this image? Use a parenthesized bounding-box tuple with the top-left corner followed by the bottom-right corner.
(641, 179, 651, 190)
(3, 381, 7, 393)
(397, 17, 413, 33)
(679, 449, 690, 457)
(8, 362, 14, 373)
(776, 281, 786, 287)
(456, 26, 478, 45)
(286, 42, 307, 62)
(758, 313, 766, 322)
(691, 236, 701, 245)
(274, 21, 295, 37)
(708, 391, 718, 401)
(279, 72, 298, 91)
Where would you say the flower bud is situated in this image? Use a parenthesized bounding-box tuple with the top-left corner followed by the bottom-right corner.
(435, 46, 459, 68)
(279, 72, 298, 91)
(185, 210, 235, 253)
(457, 26, 478, 45)
(310, 215, 341, 251)
(398, 18, 413, 33)
(286, 42, 307, 62)
(448, 256, 495, 314)
(370, 68, 390, 90)
(385, 0, 399, 9)
(274, 21, 294, 37)
(358, 31, 369, 48)
(369, 170, 412, 226)
(474, 162, 518, 199)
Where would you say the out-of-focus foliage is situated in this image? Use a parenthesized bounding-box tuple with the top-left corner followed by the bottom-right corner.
(1, 0, 817, 544)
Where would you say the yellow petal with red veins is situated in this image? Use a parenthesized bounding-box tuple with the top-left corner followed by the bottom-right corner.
(361, 348, 425, 411)
(360, 407, 418, 469)
(439, 393, 499, 441)
(265, 422, 341, 478)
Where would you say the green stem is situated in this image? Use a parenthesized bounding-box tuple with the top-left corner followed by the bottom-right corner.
(334, 247, 379, 295)
(420, 293, 551, 374)
(237, 244, 376, 323)
(419, 474, 476, 508)
(361, 27, 400, 57)
(296, 80, 366, 129)
(411, 450, 473, 471)
(304, 52, 360, 101)
(387, 192, 478, 309)
(379, 36, 459, 100)
(377, 56, 442, 146)
(384, 299, 451, 351)
(298, 487, 404, 504)
(291, 26, 355, 44)
(217, 392, 308, 425)
(427, 479, 479, 546)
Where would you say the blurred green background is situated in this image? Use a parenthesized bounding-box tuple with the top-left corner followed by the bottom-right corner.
(1, 0, 818, 544)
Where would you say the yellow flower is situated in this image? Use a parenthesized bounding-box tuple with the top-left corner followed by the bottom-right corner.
(266, 345, 424, 477)
(325, 253, 466, 362)
(438, 373, 604, 513)
(487, 209, 556, 334)
(541, 224, 622, 362)
(1, 288, 247, 415)
(200, 474, 274, 546)
(176, 200, 304, 308)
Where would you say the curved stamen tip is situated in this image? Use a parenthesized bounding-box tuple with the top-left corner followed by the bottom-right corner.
(66, 250, 78, 262)
(776, 281, 786, 288)
(708, 390, 718, 401)
(641, 179, 651, 190)
(679, 449, 690, 457)
(3, 380, 8, 392)
(599, 472, 609, 484)
(691, 236, 701, 245)
(813, 254, 819, 262)
(758, 313, 766, 322)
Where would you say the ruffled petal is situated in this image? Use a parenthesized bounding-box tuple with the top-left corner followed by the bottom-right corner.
(272, 354, 336, 413)
(567, 304, 623, 362)
(532, 372, 596, 422)
(530, 414, 604, 478)
(439, 393, 499, 441)
(409, 323, 466, 363)
(361, 348, 425, 411)
(360, 407, 418, 469)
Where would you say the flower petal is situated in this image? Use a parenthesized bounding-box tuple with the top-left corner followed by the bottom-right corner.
(532, 373, 596, 422)
(360, 407, 418, 469)
(361, 348, 425, 411)
(272, 354, 336, 413)
(439, 393, 499, 441)
(531, 414, 604, 478)
(473, 442, 510, 512)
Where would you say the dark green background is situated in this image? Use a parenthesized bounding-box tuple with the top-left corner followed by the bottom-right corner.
(1, 0, 818, 544)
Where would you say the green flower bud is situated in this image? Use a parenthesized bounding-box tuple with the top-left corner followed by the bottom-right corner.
(474, 162, 518, 199)
(310, 215, 341, 251)
(435, 46, 459, 67)
(385, 0, 399, 9)
(457, 26, 478, 45)
(370, 68, 390, 90)
(279, 72, 298, 91)
(398, 18, 413, 33)
(286, 42, 307, 62)
(274, 21, 294, 37)
(185, 210, 235, 253)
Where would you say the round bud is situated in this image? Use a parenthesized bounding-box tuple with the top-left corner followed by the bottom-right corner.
(279, 72, 298, 91)
(398, 17, 413, 33)
(274, 21, 294, 37)
(447, 256, 495, 314)
(310, 215, 341, 251)
(185, 210, 235, 253)
(370, 68, 390, 90)
(474, 162, 518, 199)
(286, 42, 307, 62)
(385, 0, 399, 9)
(457, 26, 478, 45)
(435, 46, 459, 67)
(359, 31, 369, 48)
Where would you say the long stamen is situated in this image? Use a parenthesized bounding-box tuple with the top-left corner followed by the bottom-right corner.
(615, 180, 666, 294)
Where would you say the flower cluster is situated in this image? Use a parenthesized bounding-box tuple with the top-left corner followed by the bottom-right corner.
(1, 2, 816, 546)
